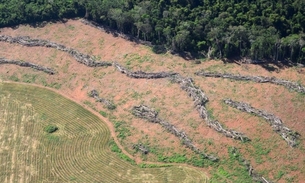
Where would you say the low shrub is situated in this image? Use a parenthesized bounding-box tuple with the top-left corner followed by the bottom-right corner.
(44, 124, 58, 133)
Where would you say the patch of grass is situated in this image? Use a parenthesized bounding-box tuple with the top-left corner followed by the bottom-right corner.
(157, 153, 187, 163)
(22, 74, 37, 83)
(49, 82, 62, 89)
(9, 74, 19, 82)
(210, 147, 253, 183)
(150, 97, 157, 103)
(131, 90, 144, 100)
(44, 124, 58, 133)
(114, 121, 131, 140)
(109, 140, 135, 164)
(275, 169, 285, 180)
(207, 108, 216, 121)
(99, 110, 108, 117)
(156, 152, 214, 168)
(252, 139, 271, 164)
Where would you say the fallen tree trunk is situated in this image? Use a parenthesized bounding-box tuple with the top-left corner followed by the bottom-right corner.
(132, 143, 149, 154)
(88, 90, 116, 110)
(0, 58, 56, 75)
(114, 62, 177, 79)
(224, 99, 300, 147)
(132, 105, 218, 162)
(195, 70, 305, 94)
(0, 35, 112, 67)
(170, 74, 249, 142)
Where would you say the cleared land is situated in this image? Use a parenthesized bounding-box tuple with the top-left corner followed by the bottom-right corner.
(0, 82, 208, 183)
(0, 19, 305, 182)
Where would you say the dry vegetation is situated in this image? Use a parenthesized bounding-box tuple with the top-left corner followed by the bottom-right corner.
(0, 19, 305, 182)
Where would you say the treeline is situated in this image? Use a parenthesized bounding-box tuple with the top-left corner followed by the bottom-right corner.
(1, 0, 305, 63)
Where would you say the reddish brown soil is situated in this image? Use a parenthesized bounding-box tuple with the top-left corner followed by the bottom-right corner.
(1, 19, 305, 182)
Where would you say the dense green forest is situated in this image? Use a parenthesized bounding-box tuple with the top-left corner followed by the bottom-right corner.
(1, 0, 305, 63)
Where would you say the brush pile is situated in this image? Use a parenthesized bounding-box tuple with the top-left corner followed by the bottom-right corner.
(114, 62, 177, 79)
(132, 143, 149, 154)
(132, 105, 218, 161)
(224, 99, 299, 147)
(88, 90, 116, 110)
(195, 70, 305, 94)
(0, 58, 56, 74)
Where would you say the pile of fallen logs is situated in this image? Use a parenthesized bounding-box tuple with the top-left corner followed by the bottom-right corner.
(195, 70, 305, 94)
(114, 62, 177, 79)
(224, 99, 299, 147)
(0, 35, 112, 67)
(170, 74, 249, 142)
(132, 143, 149, 154)
(88, 90, 116, 110)
(0, 58, 56, 75)
(132, 105, 218, 161)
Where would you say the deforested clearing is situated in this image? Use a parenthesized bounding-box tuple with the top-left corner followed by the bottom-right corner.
(0, 19, 305, 182)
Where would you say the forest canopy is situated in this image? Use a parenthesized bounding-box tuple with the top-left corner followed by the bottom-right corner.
(1, 0, 304, 63)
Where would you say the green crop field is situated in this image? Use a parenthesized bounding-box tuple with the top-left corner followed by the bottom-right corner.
(0, 82, 208, 183)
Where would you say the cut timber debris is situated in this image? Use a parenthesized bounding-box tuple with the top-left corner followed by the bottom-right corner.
(0, 58, 56, 75)
(114, 62, 177, 79)
(195, 70, 305, 94)
(0, 35, 112, 67)
(132, 143, 149, 154)
(170, 74, 249, 142)
(132, 105, 218, 162)
(89, 90, 116, 110)
(224, 99, 300, 147)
